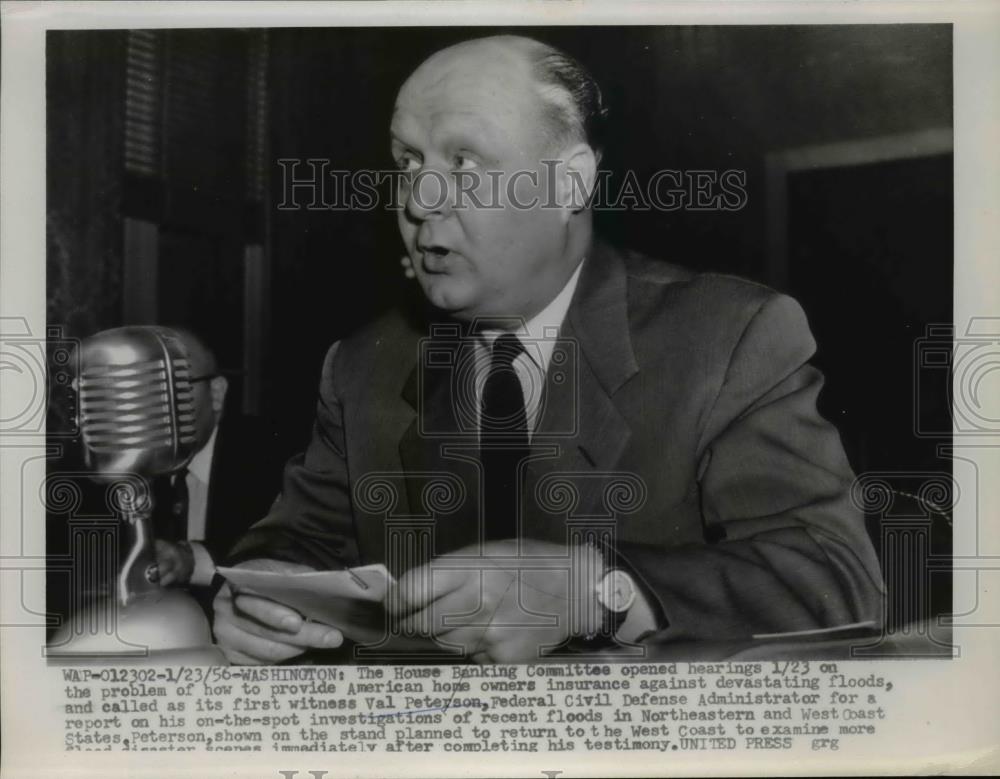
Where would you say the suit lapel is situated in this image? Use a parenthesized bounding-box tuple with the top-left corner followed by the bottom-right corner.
(398, 327, 482, 552)
(528, 240, 638, 524)
(567, 238, 639, 399)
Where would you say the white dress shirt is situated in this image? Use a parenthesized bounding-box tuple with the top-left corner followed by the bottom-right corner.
(183, 425, 218, 586)
(473, 260, 584, 439)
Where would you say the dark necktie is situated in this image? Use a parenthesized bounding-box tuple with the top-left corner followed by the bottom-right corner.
(480, 334, 530, 541)
(153, 467, 189, 542)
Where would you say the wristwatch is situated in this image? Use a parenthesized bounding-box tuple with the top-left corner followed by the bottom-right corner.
(594, 567, 637, 638)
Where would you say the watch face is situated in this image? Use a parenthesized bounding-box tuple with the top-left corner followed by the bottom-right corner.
(599, 569, 637, 613)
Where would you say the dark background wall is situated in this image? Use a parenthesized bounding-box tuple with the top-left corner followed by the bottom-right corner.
(46, 25, 954, 624)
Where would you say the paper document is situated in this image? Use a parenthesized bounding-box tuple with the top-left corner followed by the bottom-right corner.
(217, 564, 395, 644)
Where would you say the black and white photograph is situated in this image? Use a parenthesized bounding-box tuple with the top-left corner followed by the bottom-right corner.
(1, 1, 998, 776)
(43, 22, 953, 665)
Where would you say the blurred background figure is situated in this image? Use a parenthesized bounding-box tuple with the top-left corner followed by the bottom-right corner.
(150, 329, 282, 598)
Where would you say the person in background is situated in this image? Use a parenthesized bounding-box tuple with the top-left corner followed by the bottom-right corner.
(153, 330, 281, 595)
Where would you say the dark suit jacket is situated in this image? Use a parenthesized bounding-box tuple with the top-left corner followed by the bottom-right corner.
(204, 416, 285, 560)
(230, 240, 884, 641)
(155, 414, 284, 563)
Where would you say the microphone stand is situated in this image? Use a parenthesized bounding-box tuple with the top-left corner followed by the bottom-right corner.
(117, 498, 158, 605)
(48, 475, 226, 665)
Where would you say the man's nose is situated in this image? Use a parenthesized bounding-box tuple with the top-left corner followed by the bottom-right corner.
(404, 168, 453, 221)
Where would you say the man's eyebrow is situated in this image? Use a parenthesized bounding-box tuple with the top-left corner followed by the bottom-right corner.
(389, 130, 420, 158)
(389, 109, 420, 143)
(390, 129, 491, 155)
(390, 112, 504, 157)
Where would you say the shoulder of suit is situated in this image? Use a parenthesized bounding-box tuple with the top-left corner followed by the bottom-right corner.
(620, 246, 783, 316)
(322, 306, 422, 395)
(337, 306, 420, 353)
(610, 246, 815, 366)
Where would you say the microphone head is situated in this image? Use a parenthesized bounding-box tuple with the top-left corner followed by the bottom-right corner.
(75, 326, 208, 477)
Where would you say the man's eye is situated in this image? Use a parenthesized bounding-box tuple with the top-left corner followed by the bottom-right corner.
(454, 154, 478, 171)
(396, 154, 421, 172)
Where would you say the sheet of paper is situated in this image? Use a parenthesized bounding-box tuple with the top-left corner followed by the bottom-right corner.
(217, 564, 394, 643)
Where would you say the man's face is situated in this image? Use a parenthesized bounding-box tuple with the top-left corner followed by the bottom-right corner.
(182, 338, 226, 448)
(391, 42, 571, 322)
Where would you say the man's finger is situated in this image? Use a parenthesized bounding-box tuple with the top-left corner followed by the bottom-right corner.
(232, 606, 344, 650)
(232, 592, 306, 632)
(213, 582, 236, 611)
(233, 594, 343, 648)
(214, 619, 305, 663)
(390, 565, 474, 614)
(397, 585, 483, 635)
(214, 591, 312, 662)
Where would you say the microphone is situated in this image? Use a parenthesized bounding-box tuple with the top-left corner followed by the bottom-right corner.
(49, 326, 223, 662)
(73, 326, 215, 605)
(77, 326, 206, 477)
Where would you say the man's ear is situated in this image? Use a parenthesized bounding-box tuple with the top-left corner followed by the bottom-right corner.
(554, 143, 598, 218)
(210, 375, 229, 417)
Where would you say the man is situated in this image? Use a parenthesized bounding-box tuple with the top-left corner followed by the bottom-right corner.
(213, 35, 883, 665)
(153, 330, 281, 594)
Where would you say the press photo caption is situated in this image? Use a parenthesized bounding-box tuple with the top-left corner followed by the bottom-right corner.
(62, 661, 891, 755)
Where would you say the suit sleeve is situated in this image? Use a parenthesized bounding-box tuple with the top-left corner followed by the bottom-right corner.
(616, 292, 885, 641)
(226, 342, 360, 570)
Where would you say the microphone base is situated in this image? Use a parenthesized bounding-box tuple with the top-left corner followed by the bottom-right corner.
(47, 587, 225, 665)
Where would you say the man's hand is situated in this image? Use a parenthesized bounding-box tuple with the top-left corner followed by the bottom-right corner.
(212, 559, 344, 665)
(389, 539, 604, 664)
(154, 540, 194, 587)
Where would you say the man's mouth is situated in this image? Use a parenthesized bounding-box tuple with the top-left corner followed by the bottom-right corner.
(417, 244, 453, 271)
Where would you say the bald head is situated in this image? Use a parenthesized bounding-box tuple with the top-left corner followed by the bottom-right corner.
(397, 35, 606, 155)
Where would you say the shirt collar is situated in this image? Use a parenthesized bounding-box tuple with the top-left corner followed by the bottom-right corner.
(476, 258, 585, 373)
(187, 423, 219, 483)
